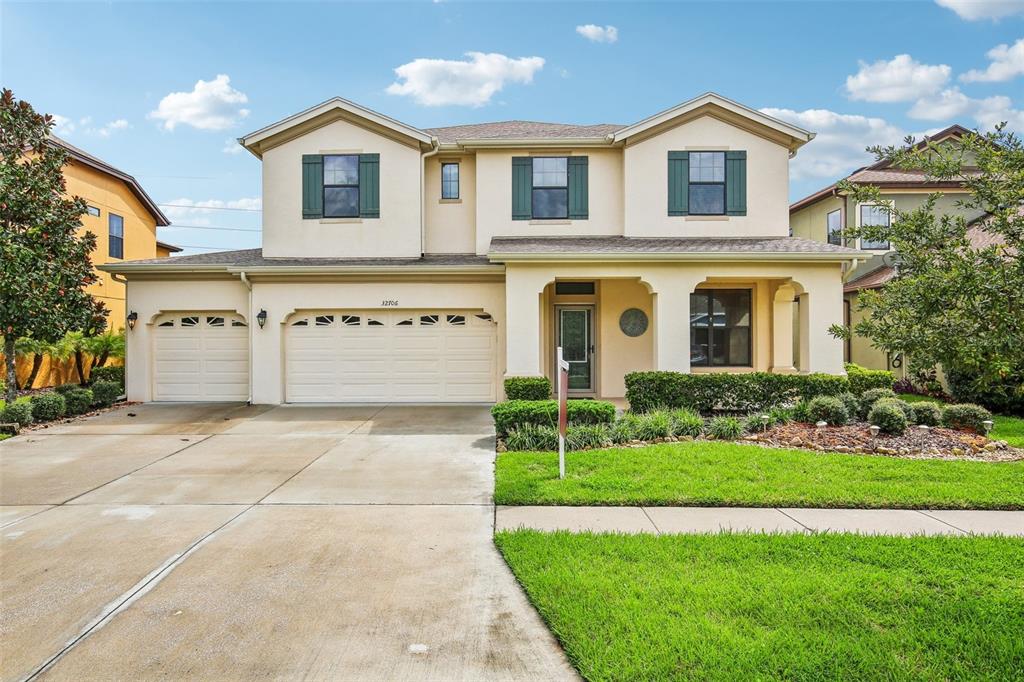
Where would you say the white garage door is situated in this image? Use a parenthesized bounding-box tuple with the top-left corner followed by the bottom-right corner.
(286, 310, 497, 403)
(153, 314, 249, 401)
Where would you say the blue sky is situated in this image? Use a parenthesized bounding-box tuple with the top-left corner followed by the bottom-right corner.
(3, 0, 1022, 255)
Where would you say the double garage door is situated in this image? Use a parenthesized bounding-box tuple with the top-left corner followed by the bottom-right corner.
(285, 310, 498, 403)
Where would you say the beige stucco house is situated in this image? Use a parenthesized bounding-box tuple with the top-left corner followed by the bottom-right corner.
(102, 93, 864, 404)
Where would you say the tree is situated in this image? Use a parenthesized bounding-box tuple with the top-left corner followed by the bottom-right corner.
(0, 89, 106, 402)
(835, 125, 1024, 414)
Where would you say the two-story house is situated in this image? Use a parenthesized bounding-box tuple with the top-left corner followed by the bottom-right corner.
(789, 125, 985, 373)
(102, 93, 863, 404)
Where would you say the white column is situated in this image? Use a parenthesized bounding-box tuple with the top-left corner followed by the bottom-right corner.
(797, 272, 845, 374)
(650, 274, 702, 372)
(504, 267, 547, 377)
(797, 293, 810, 373)
(771, 285, 796, 373)
(250, 283, 283, 404)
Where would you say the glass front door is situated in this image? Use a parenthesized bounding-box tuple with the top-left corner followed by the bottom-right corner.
(556, 307, 593, 392)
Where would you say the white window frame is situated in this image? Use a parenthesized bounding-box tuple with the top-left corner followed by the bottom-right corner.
(856, 201, 893, 251)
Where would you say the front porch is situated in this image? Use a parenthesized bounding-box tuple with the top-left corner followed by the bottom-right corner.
(503, 262, 846, 400)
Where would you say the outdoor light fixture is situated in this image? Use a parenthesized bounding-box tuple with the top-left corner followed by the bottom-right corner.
(815, 420, 827, 429)
(982, 420, 994, 435)
(256, 309, 268, 329)
(918, 424, 930, 432)
(759, 414, 770, 432)
(869, 425, 880, 438)
(126, 311, 138, 331)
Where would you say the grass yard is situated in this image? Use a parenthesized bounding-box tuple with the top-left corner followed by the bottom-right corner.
(495, 441, 1024, 509)
(900, 394, 1024, 447)
(496, 531, 1024, 682)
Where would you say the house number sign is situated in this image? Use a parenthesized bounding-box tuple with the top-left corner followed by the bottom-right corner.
(619, 308, 649, 337)
(380, 300, 399, 307)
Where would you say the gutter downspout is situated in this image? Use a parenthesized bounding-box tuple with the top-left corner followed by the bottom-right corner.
(420, 137, 441, 255)
(239, 271, 253, 405)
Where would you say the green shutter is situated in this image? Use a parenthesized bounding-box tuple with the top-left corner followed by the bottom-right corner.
(512, 157, 532, 220)
(668, 151, 689, 216)
(359, 153, 380, 218)
(568, 156, 588, 220)
(302, 154, 323, 219)
(726, 150, 747, 216)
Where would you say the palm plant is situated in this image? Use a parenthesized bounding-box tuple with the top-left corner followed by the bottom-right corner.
(82, 330, 125, 370)
(14, 336, 51, 390)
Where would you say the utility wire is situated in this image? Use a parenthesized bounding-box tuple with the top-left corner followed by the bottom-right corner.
(159, 203, 261, 212)
(171, 244, 252, 251)
(163, 224, 261, 233)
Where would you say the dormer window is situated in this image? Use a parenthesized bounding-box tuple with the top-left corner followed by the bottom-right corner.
(323, 155, 359, 218)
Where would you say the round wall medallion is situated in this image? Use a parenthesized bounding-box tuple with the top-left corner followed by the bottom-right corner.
(619, 308, 649, 337)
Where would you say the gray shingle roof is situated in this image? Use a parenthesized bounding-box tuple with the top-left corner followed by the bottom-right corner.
(425, 121, 623, 144)
(488, 236, 864, 255)
(104, 248, 493, 269)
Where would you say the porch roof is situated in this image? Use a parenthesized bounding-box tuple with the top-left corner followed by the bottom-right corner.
(488, 236, 865, 262)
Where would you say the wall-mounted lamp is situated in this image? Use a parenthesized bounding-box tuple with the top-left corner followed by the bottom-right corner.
(256, 309, 268, 329)
(126, 311, 138, 331)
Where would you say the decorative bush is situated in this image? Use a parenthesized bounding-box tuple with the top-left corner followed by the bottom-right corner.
(567, 424, 613, 451)
(29, 392, 66, 421)
(54, 383, 81, 396)
(491, 399, 616, 436)
(868, 401, 908, 435)
(90, 365, 125, 388)
(807, 395, 849, 426)
(505, 424, 558, 452)
(624, 371, 850, 414)
(874, 398, 915, 423)
(610, 413, 642, 444)
(90, 381, 121, 408)
(946, 366, 1024, 417)
(634, 410, 673, 441)
(844, 363, 896, 396)
(503, 376, 551, 401)
(706, 415, 743, 440)
(64, 388, 94, 416)
(791, 400, 814, 424)
(1, 400, 33, 427)
(837, 393, 861, 421)
(912, 402, 942, 427)
(859, 388, 898, 419)
(941, 403, 993, 433)
(668, 408, 704, 438)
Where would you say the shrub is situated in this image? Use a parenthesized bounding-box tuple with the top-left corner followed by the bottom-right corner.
(90, 365, 125, 388)
(668, 408, 704, 438)
(1, 400, 33, 427)
(29, 392, 66, 421)
(837, 393, 861, 421)
(946, 366, 1024, 417)
(807, 395, 849, 426)
(634, 410, 673, 441)
(64, 388, 94, 416)
(941, 403, 993, 433)
(491, 399, 616, 436)
(791, 400, 814, 424)
(503, 376, 551, 401)
(54, 383, 81, 396)
(610, 413, 642, 444)
(844, 363, 896, 396)
(505, 424, 558, 452)
(859, 388, 898, 419)
(706, 415, 743, 440)
(868, 401, 908, 435)
(912, 402, 942, 427)
(90, 381, 121, 408)
(874, 398, 915, 423)
(567, 424, 613, 451)
(624, 371, 849, 414)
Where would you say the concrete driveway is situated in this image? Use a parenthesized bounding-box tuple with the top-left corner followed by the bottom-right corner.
(0, 404, 575, 682)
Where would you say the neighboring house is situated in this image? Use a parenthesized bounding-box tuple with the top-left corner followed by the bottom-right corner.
(101, 93, 863, 405)
(789, 125, 985, 374)
(156, 240, 183, 258)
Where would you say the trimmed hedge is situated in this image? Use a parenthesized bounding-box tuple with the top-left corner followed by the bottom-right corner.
(64, 388, 94, 416)
(941, 403, 992, 433)
(30, 392, 66, 421)
(624, 371, 849, 414)
(503, 376, 552, 401)
(859, 388, 898, 419)
(808, 395, 849, 426)
(91, 365, 125, 388)
(492, 399, 616, 436)
(91, 381, 122, 408)
(844, 363, 896, 396)
(54, 383, 81, 396)
(912, 402, 942, 427)
(869, 401, 908, 435)
(1, 400, 33, 427)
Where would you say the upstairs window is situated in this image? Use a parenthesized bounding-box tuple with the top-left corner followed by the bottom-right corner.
(86, 205, 100, 217)
(441, 162, 459, 199)
(668, 150, 746, 217)
(688, 152, 726, 215)
(859, 204, 891, 250)
(827, 209, 843, 246)
(108, 213, 124, 259)
(323, 155, 359, 218)
(531, 157, 568, 219)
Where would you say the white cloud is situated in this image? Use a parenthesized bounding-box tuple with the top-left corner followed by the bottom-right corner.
(161, 197, 261, 226)
(961, 38, 1024, 82)
(935, 0, 1024, 20)
(50, 115, 128, 138)
(845, 54, 951, 102)
(972, 95, 1024, 130)
(761, 107, 906, 180)
(51, 114, 77, 136)
(909, 87, 1024, 130)
(386, 52, 545, 107)
(222, 137, 245, 155)
(148, 74, 250, 131)
(908, 88, 974, 119)
(94, 119, 129, 138)
(576, 24, 618, 43)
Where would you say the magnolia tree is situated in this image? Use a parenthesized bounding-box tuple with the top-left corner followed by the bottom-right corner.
(835, 125, 1024, 414)
(0, 89, 106, 402)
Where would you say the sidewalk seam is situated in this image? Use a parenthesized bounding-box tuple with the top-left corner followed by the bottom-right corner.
(640, 507, 662, 535)
(916, 509, 971, 535)
(775, 508, 812, 531)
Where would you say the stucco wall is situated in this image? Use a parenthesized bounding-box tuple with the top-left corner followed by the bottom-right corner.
(597, 279, 654, 397)
(261, 118, 423, 259)
(624, 115, 791, 238)
(790, 194, 843, 243)
(424, 154, 476, 254)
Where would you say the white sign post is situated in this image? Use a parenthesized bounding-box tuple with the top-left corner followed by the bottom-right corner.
(556, 346, 569, 480)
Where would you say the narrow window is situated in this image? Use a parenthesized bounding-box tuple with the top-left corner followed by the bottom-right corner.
(158, 320, 174, 327)
(323, 155, 359, 218)
(688, 152, 725, 215)
(420, 314, 439, 326)
(532, 157, 568, 219)
(341, 315, 361, 327)
(232, 320, 247, 327)
(860, 205, 891, 250)
(689, 290, 752, 367)
(441, 163, 459, 199)
(108, 213, 124, 259)
(86, 206, 100, 217)
(367, 318, 384, 326)
(291, 319, 308, 327)
(555, 281, 595, 296)
(206, 316, 225, 327)
(827, 209, 843, 246)
(315, 315, 334, 327)
(181, 316, 199, 327)
(396, 318, 414, 326)
(447, 314, 466, 326)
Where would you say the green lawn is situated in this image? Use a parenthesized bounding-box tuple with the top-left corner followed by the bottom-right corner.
(496, 531, 1024, 682)
(900, 395, 1024, 447)
(495, 441, 1024, 509)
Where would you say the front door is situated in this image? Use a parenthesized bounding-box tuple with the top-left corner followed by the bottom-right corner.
(556, 306, 594, 393)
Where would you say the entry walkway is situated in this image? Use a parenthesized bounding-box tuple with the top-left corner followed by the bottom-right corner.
(496, 506, 1024, 536)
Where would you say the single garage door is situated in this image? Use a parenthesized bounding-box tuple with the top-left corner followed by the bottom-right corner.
(285, 310, 497, 403)
(153, 314, 249, 401)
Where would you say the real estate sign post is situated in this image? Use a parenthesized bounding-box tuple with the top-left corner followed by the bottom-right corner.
(557, 346, 568, 479)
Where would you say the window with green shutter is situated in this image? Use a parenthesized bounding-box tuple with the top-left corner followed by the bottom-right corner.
(358, 153, 380, 218)
(511, 157, 532, 220)
(302, 155, 324, 219)
(667, 151, 689, 216)
(301, 153, 380, 219)
(668, 150, 746, 217)
(725, 151, 747, 216)
(568, 156, 588, 219)
(512, 155, 588, 220)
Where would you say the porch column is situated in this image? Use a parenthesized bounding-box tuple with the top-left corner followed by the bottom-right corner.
(649, 274, 702, 372)
(798, 276, 845, 374)
(504, 267, 547, 377)
(771, 284, 796, 373)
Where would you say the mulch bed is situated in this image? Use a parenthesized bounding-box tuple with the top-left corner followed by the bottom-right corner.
(748, 421, 1024, 462)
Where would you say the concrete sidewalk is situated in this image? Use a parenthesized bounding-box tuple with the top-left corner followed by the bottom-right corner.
(496, 506, 1024, 536)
